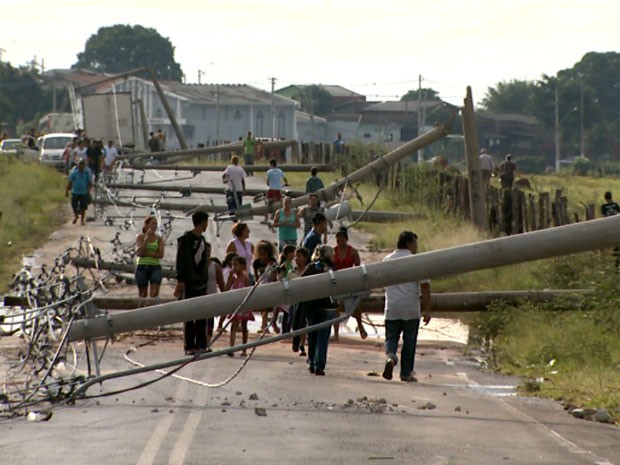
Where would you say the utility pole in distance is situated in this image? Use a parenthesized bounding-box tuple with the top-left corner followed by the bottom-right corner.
(555, 79, 561, 172)
(270, 77, 276, 138)
(417, 74, 423, 162)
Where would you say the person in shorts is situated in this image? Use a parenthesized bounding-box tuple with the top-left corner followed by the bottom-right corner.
(135, 215, 165, 299)
(265, 158, 288, 223)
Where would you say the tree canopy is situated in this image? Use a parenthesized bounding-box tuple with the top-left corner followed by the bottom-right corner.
(288, 85, 334, 116)
(74, 25, 184, 81)
(481, 52, 620, 159)
(0, 63, 51, 128)
(401, 88, 440, 101)
(480, 80, 536, 114)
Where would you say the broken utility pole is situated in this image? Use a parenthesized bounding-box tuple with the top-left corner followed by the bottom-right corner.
(67, 215, 620, 342)
(462, 86, 487, 230)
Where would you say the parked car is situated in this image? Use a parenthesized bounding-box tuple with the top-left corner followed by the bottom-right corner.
(0, 138, 23, 155)
(38, 133, 74, 170)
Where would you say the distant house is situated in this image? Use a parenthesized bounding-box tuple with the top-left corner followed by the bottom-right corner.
(357, 100, 450, 144)
(277, 84, 366, 143)
(296, 110, 327, 142)
(475, 111, 543, 155)
(110, 78, 298, 149)
(42, 70, 299, 149)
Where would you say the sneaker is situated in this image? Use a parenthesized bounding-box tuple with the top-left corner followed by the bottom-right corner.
(382, 358, 395, 380)
(299, 349, 307, 357)
(315, 369, 325, 376)
(292, 341, 300, 353)
(184, 349, 197, 356)
(400, 375, 418, 382)
(308, 365, 315, 374)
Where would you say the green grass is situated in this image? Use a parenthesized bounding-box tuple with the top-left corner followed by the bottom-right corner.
(0, 157, 67, 292)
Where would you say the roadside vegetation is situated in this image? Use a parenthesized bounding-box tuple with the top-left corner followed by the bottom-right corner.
(292, 142, 619, 419)
(182, 146, 620, 417)
(0, 157, 67, 292)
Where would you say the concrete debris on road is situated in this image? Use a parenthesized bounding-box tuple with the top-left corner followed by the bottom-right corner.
(26, 411, 52, 422)
(254, 407, 267, 416)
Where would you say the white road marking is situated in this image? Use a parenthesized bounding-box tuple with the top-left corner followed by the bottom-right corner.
(167, 383, 210, 465)
(455, 372, 616, 465)
(136, 378, 190, 465)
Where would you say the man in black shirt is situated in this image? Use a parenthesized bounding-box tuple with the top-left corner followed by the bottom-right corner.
(175, 211, 210, 355)
(601, 192, 620, 268)
(601, 191, 620, 217)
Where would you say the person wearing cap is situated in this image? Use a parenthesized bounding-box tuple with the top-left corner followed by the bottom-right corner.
(499, 154, 517, 189)
(381, 231, 431, 383)
(65, 158, 93, 225)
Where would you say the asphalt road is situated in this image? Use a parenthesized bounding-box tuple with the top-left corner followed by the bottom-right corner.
(2, 165, 619, 465)
(3, 335, 619, 465)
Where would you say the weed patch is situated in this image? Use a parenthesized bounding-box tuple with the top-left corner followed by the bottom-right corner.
(0, 157, 66, 292)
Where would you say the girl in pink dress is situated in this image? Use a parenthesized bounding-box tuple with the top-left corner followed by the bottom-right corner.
(226, 256, 252, 356)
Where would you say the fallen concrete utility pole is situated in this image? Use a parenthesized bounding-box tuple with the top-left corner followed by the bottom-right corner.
(127, 163, 335, 173)
(121, 139, 295, 162)
(3, 290, 588, 313)
(70, 258, 176, 278)
(356, 289, 590, 313)
(105, 182, 306, 198)
(68, 215, 620, 342)
(90, 197, 422, 222)
(184, 122, 453, 218)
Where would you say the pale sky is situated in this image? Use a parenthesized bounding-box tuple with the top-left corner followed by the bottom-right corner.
(2, 0, 618, 106)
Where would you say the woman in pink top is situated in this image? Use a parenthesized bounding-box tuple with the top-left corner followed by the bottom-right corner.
(225, 222, 255, 282)
(225, 256, 253, 357)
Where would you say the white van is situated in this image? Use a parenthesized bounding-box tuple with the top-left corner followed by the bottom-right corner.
(38, 133, 75, 170)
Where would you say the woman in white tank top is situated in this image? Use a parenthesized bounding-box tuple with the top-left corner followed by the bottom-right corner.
(225, 222, 255, 281)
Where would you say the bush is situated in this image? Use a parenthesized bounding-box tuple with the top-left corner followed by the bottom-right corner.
(339, 140, 387, 176)
(469, 258, 620, 415)
(516, 155, 547, 175)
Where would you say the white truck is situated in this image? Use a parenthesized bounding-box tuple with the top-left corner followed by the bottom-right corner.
(82, 92, 135, 147)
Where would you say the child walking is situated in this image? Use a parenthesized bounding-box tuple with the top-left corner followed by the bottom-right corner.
(226, 256, 252, 356)
(217, 252, 238, 333)
(253, 240, 279, 333)
(277, 244, 297, 333)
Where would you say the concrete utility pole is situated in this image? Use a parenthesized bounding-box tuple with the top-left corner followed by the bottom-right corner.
(580, 76, 585, 158)
(417, 74, 423, 162)
(216, 84, 220, 144)
(555, 80, 561, 172)
(270, 77, 276, 138)
(122, 138, 294, 164)
(92, 124, 450, 215)
(462, 86, 487, 230)
(68, 215, 620, 342)
(184, 121, 452, 217)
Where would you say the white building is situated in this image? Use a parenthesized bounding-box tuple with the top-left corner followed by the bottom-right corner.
(110, 77, 298, 149)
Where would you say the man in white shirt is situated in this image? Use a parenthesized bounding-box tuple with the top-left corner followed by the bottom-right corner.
(73, 140, 88, 164)
(103, 140, 118, 174)
(382, 231, 431, 382)
(222, 155, 247, 213)
(479, 149, 494, 186)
